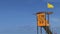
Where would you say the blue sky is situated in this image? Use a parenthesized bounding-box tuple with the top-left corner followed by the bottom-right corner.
(0, 0, 60, 34)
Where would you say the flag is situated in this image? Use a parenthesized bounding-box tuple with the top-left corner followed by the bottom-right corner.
(47, 3, 54, 8)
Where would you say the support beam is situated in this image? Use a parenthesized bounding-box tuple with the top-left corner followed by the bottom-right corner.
(42, 26, 52, 34)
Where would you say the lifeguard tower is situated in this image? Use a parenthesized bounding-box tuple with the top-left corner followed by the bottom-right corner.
(36, 12, 53, 34)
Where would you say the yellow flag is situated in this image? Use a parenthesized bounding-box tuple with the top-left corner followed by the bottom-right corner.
(47, 3, 54, 8)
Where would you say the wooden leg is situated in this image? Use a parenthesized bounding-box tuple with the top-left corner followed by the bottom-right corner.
(42, 26, 52, 34)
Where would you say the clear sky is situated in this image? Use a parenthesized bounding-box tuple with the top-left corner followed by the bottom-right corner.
(0, 0, 60, 34)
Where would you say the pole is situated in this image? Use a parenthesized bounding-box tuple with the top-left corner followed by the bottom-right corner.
(36, 15, 38, 34)
(48, 14, 50, 34)
(45, 12, 47, 34)
(40, 27, 42, 34)
(37, 26, 38, 34)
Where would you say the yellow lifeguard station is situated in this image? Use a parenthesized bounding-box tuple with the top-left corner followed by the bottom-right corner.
(37, 12, 49, 26)
(36, 12, 53, 34)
